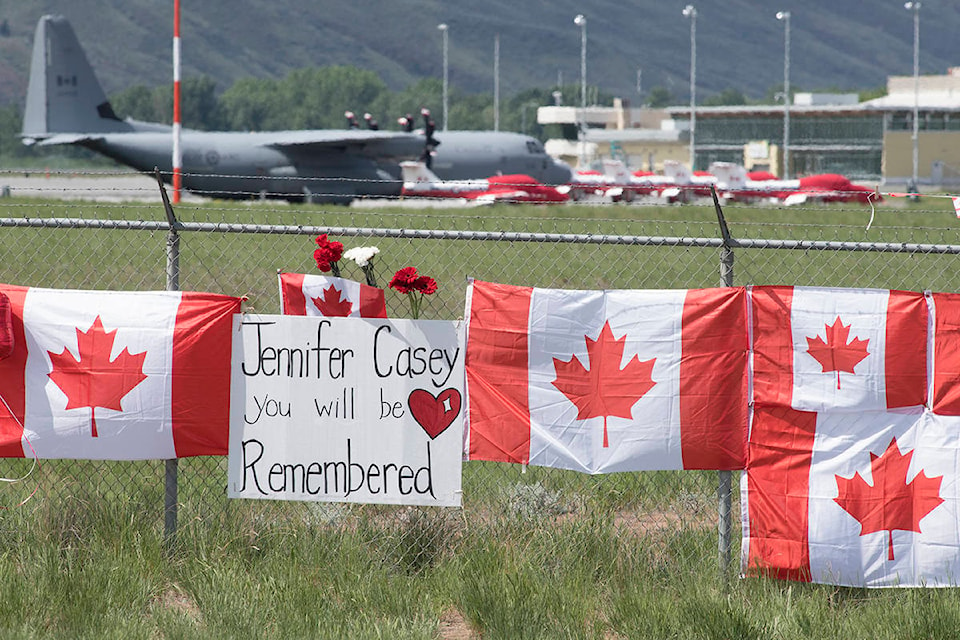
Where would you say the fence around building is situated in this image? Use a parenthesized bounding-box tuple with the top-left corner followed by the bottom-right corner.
(0, 181, 957, 582)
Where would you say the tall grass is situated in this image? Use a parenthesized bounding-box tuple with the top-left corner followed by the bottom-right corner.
(0, 195, 959, 637)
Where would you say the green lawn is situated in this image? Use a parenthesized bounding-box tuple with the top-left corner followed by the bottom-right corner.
(0, 195, 959, 638)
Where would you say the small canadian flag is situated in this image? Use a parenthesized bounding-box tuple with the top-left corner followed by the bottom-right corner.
(278, 272, 386, 318)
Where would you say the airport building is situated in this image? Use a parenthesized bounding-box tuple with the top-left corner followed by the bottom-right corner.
(539, 68, 960, 186)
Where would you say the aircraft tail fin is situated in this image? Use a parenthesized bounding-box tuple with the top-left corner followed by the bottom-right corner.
(22, 15, 134, 139)
(662, 160, 692, 184)
(709, 162, 748, 189)
(601, 158, 632, 183)
(399, 160, 440, 184)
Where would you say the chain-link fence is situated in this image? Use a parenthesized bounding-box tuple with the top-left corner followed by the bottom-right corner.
(0, 174, 957, 583)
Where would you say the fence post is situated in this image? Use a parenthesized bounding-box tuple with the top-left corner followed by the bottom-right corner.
(712, 187, 735, 582)
(157, 169, 181, 550)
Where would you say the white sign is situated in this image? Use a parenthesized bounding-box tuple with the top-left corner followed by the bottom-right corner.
(228, 315, 463, 506)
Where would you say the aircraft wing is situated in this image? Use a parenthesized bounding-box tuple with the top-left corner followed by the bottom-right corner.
(27, 133, 106, 146)
(261, 130, 423, 160)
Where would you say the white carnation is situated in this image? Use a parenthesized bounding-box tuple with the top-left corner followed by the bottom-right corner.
(343, 246, 380, 267)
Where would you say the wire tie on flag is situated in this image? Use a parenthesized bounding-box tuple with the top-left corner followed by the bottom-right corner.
(238, 306, 258, 332)
(866, 190, 878, 231)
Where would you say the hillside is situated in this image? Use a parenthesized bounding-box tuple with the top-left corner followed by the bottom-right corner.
(0, 0, 955, 112)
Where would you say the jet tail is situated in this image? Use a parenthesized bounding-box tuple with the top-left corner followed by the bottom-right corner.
(22, 15, 134, 140)
(601, 158, 632, 183)
(399, 160, 441, 184)
(662, 160, 692, 184)
(709, 162, 748, 189)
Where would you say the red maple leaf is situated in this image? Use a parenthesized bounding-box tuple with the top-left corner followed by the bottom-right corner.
(806, 316, 870, 389)
(834, 437, 944, 561)
(552, 320, 656, 448)
(312, 285, 353, 317)
(47, 316, 148, 438)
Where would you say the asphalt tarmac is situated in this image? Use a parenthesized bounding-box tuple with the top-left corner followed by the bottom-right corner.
(0, 173, 509, 208)
(0, 172, 202, 203)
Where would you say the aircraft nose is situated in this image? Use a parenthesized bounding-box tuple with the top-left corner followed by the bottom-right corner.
(545, 158, 573, 186)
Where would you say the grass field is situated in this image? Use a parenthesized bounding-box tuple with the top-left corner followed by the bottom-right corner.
(0, 194, 959, 638)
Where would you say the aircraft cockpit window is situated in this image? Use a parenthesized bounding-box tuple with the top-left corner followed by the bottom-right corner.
(526, 140, 544, 154)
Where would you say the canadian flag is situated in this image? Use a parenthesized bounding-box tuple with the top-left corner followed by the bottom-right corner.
(751, 286, 928, 412)
(0, 285, 241, 460)
(743, 290, 960, 587)
(278, 272, 386, 318)
(0, 292, 12, 360)
(743, 405, 960, 587)
(931, 292, 960, 414)
(463, 279, 748, 473)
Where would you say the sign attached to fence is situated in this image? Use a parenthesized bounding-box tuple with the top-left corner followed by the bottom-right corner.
(227, 315, 464, 507)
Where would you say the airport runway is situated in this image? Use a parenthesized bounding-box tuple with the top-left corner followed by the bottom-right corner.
(0, 172, 203, 203)
(0, 171, 904, 209)
(0, 173, 526, 208)
(0, 173, 483, 208)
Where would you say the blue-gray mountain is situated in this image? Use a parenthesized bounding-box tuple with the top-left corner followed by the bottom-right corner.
(0, 1, 953, 108)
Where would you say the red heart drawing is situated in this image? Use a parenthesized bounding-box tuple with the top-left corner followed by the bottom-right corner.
(408, 388, 462, 439)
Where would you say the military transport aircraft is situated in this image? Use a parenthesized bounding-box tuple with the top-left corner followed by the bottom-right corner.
(21, 15, 572, 203)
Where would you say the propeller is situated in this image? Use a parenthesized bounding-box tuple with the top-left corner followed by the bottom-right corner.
(397, 113, 415, 133)
(420, 108, 440, 169)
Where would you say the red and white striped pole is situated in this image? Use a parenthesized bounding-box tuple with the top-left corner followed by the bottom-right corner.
(172, 0, 182, 203)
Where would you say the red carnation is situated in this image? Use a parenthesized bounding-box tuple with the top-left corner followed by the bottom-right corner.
(414, 276, 438, 295)
(314, 234, 344, 275)
(389, 267, 438, 318)
(389, 266, 420, 294)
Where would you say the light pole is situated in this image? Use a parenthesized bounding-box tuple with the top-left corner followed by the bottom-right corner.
(437, 23, 449, 131)
(777, 11, 791, 179)
(682, 5, 697, 171)
(905, 2, 920, 192)
(574, 14, 587, 166)
(494, 33, 500, 131)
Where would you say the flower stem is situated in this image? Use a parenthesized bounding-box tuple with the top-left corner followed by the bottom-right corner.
(410, 293, 421, 319)
(363, 264, 378, 287)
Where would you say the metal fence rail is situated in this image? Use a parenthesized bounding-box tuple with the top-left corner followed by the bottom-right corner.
(1, 186, 958, 582)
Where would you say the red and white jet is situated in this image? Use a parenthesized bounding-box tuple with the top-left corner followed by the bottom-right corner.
(400, 161, 569, 204)
(600, 159, 685, 202)
(710, 162, 881, 205)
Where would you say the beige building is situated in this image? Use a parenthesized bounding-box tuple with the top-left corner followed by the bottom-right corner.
(541, 70, 960, 186)
(864, 69, 960, 184)
(537, 100, 689, 172)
